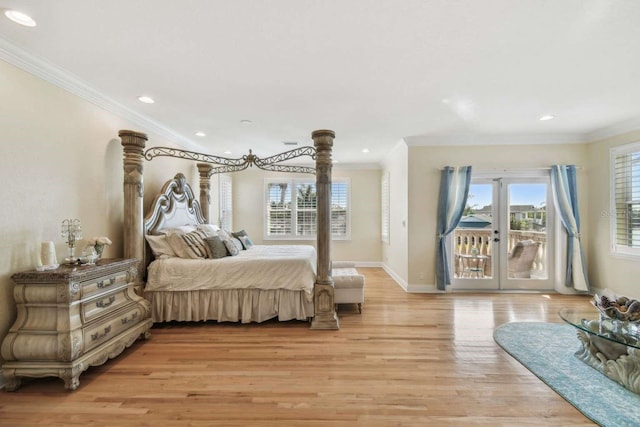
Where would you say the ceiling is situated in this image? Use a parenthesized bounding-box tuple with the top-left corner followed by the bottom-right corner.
(2, 0, 640, 165)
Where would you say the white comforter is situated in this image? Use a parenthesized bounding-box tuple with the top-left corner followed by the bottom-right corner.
(146, 245, 317, 293)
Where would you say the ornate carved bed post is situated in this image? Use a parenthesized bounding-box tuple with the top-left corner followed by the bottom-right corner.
(119, 130, 147, 290)
(310, 129, 339, 330)
(196, 163, 213, 224)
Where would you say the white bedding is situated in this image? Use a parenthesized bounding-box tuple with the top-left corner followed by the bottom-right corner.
(146, 244, 317, 294)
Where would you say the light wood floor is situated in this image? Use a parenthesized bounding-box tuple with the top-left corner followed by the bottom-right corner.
(0, 268, 597, 426)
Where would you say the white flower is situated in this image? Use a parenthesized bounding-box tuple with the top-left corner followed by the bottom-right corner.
(89, 236, 112, 246)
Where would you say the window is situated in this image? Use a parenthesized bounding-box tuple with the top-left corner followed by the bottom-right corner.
(611, 142, 640, 256)
(264, 178, 350, 239)
(381, 171, 390, 243)
(219, 174, 233, 231)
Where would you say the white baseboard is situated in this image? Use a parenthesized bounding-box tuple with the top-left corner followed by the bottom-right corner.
(381, 264, 409, 291)
(406, 283, 443, 293)
(336, 261, 382, 268)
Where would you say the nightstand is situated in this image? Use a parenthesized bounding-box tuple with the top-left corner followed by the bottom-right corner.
(1, 258, 152, 391)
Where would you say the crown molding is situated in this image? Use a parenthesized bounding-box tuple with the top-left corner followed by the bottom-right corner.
(583, 116, 640, 142)
(0, 37, 202, 151)
(404, 132, 586, 147)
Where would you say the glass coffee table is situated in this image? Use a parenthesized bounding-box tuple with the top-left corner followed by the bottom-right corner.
(559, 307, 640, 394)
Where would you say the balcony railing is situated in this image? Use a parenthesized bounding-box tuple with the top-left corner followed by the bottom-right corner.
(453, 229, 547, 278)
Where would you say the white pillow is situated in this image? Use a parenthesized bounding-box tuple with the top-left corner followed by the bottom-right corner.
(145, 234, 176, 258)
(156, 225, 196, 236)
(197, 224, 220, 236)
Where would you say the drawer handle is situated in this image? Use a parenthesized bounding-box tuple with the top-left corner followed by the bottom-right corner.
(121, 312, 139, 325)
(97, 278, 116, 288)
(91, 325, 112, 341)
(96, 296, 116, 308)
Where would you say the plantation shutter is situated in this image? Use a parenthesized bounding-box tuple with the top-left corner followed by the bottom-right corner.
(381, 171, 390, 243)
(331, 181, 349, 238)
(296, 183, 317, 236)
(613, 145, 640, 252)
(266, 182, 292, 236)
(219, 174, 233, 231)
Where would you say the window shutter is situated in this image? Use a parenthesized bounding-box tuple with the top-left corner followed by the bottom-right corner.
(266, 182, 292, 236)
(296, 183, 317, 236)
(219, 175, 233, 231)
(612, 144, 640, 254)
(264, 178, 350, 239)
(331, 181, 349, 238)
(381, 171, 390, 243)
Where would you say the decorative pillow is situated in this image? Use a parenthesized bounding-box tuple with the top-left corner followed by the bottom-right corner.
(167, 229, 211, 259)
(145, 234, 177, 258)
(231, 237, 244, 252)
(197, 224, 220, 236)
(238, 235, 253, 249)
(204, 236, 228, 259)
(218, 229, 231, 241)
(232, 230, 252, 249)
(223, 238, 240, 256)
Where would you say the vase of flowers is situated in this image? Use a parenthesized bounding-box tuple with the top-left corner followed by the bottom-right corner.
(88, 236, 112, 260)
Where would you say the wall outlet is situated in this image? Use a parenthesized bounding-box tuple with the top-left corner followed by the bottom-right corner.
(418, 272, 425, 280)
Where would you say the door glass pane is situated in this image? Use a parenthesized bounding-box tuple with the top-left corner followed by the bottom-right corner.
(453, 183, 493, 279)
(507, 183, 547, 280)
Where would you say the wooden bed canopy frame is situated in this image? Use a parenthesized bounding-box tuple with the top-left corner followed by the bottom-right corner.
(119, 129, 339, 330)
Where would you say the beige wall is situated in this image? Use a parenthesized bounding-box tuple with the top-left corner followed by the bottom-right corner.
(407, 143, 589, 287)
(0, 60, 196, 366)
(232, 167, 382, 263)
(586, 130, 640, 296)
(381, 140, 409, 286)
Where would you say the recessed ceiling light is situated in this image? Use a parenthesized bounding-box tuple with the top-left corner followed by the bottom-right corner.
(362, 148, 370, 153)
(4, 10, 37, 27)
(283, 141, 298, 146)
(333, 160, 339, 163)
(194, 131, 206, 137)
(539, 114, 555, 121)
(240, 119, 252, 125)
(138, 96, 155, 104)
(223, 150, 232, 155)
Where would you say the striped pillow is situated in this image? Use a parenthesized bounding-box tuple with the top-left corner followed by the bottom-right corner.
(175, 229, 212, 259)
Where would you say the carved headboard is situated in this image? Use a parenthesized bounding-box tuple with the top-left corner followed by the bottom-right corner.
(142, 173, 207, 270)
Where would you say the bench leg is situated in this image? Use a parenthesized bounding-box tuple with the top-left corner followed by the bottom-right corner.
(358, 303, 362, 313)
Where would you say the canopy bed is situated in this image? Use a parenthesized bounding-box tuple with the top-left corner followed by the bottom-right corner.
(119, 129, 339, 329)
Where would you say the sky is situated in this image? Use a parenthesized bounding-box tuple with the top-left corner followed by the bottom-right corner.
(468, 183, 547, 210)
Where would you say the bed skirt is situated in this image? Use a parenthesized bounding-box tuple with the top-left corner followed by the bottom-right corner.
(144, 289, 314, 323)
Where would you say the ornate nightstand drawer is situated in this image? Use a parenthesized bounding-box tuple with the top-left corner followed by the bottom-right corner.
(82, 303, 146, 353)
(81, 271, 128, 299)
(81, 286, 130, 323)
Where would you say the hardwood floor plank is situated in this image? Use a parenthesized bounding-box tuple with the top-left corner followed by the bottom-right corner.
(0, 268, 596, 426)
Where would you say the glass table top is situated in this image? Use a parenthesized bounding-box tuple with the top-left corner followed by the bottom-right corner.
(558, 307, 640, 350)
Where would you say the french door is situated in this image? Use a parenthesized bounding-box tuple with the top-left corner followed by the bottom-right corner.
(450, 173, 554, 291)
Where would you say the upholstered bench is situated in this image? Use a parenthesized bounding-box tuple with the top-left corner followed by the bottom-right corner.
(332, 265, 365, 313)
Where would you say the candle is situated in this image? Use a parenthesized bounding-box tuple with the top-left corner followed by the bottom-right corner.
(35, 245, 43, 270)
(41, 241, 56, 266)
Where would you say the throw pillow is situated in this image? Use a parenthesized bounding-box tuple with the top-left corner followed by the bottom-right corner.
(232, 229, 252, 249)
(238, 235, 253, 249)
(231, 237, 244, 252)
(167, 229, 211, 259)
(204, 236, 228, 259)
(223, 238, 240, 256)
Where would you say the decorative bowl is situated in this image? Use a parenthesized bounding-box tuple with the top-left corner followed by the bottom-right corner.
(592, 290, 640, 322)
